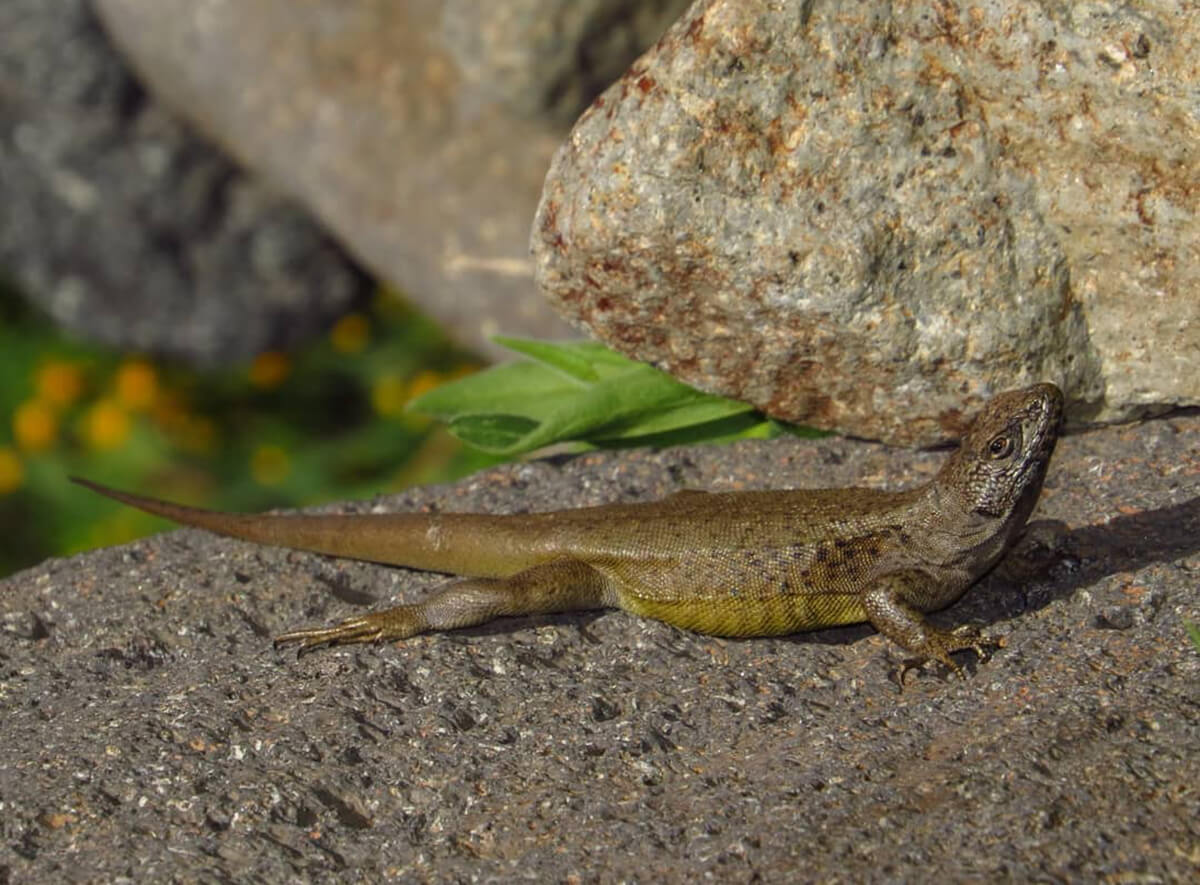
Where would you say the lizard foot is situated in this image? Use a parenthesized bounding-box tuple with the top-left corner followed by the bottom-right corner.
(896, 625, 1006, 686)
(275, 607, 424, 653)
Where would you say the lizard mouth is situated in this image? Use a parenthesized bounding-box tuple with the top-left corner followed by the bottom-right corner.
(1014, 384, 1064, 484)
(1028, 383, 1064, 450)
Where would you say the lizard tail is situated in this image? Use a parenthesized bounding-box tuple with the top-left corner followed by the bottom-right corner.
(70, 477, 547, 578)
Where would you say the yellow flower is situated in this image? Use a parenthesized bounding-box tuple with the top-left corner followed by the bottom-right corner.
(330, 313, 369, 354)
(248, 351, 291, 389)
(0, 447, 23, 495)
(371, 373, 409, 417)
(406, 370, 443, 401)
(84, 400, 131, 450)
(114, 359, 159, 411)
(35, 361, 85, 407)
(251, 445, 290, 486)
(13, 400, 58, 452)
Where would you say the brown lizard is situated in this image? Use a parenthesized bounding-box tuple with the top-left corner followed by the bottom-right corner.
(74, 383, 1063, 675)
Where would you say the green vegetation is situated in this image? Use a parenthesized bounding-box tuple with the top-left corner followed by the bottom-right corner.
(1, 288, 812, 579)
(0, 284, 495, 578)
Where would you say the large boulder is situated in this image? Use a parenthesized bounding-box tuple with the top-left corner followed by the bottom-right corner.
(534, 0, 1198, 443)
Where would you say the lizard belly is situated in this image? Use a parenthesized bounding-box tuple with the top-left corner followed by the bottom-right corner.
(592, 538, 883, 638)
(618, 591, 868, 638)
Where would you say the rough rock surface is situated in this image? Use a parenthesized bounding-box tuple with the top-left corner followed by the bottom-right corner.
(1, 414, 1196, 879)
(534, 0, 1199, 445)
(0, 0, 369, 364)
(442, 0, 693, 124)
(94, 0, 690, 357)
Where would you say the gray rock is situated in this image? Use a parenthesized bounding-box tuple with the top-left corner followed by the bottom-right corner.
(0, 0, 369, 364)
(534, 0, 1198, 445)
(1, 414, 1196, 878)
(93, 0, 688, 358)
(441, 0, 693, 124)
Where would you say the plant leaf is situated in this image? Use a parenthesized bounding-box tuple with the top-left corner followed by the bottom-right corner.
(592, 397, 756, 441)
(407, 361, 580, 422)
(407, 337, 805, 455)
(491, 336, 633, 382)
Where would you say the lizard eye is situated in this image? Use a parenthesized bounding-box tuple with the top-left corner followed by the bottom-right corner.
(988, 434, 1014, 459)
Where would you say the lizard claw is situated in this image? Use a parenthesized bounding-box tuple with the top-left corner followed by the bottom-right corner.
(895, 651, 962, 689)
(275, 606, 425, 653)
(894, 626, 1005, 687)
(946, 624, 1006, 663)
(274, 614, 386, 653)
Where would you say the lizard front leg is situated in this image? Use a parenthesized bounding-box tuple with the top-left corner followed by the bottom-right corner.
(862, 571, 1000, 680)
(275, 557, 616, 652)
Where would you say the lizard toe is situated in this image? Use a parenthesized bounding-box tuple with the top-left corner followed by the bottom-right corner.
(275, 614, 385, 651)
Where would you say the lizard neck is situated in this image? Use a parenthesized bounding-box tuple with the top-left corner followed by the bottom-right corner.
(907, 480, 1012, 574)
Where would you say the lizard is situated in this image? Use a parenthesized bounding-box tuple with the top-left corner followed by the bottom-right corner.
(73, 382, 1063, 676)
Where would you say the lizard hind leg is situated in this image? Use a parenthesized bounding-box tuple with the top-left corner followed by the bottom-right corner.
(275, 557, 616, 652)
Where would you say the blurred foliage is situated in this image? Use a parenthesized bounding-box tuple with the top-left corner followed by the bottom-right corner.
(0, 281, 823, 581)
(0, 280, 501, 578)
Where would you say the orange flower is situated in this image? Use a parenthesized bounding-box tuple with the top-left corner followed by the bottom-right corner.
(13, 400, 58, 452)
(406, 370, 443, 401)
(249, 351, 291, 389)
(115, 360, 159, 411)
(35, 361, 85, 407)
(84, 400, 131, 450)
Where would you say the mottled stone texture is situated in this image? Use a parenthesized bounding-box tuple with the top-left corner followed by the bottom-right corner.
(0, 0, 368, 364)
(94, 0, 688, 358)
(442, 0, 692, 124)
(534, 0, 1198, 444)
(1, 415, 1197, 879)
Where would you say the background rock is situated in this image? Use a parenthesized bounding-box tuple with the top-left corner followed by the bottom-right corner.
(0, 0, 369, 364)
(534, 0, 1198, 445)
(0, 415, 1196, 878)
(94, 0, 691, 359)
(442, 0, 692, 124)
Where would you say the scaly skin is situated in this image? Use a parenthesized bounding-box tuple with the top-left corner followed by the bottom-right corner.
(74, 383, 1063, 675)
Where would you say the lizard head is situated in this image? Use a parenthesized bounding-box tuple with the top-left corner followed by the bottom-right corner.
(939, 383, 1064, 521)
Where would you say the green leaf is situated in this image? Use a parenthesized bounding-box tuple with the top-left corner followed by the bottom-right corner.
(491, 336, 633, 382)
(595, 413, 783, 450)
(1186, 620, 1200, 654)
(407, 337, 795, 456)
(448, 414, 542, 451)
(592, 396, 756, 441)
(406, 361, 578, 422)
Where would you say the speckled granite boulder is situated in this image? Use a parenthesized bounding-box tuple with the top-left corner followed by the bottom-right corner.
(534, 0, 1198, 444)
